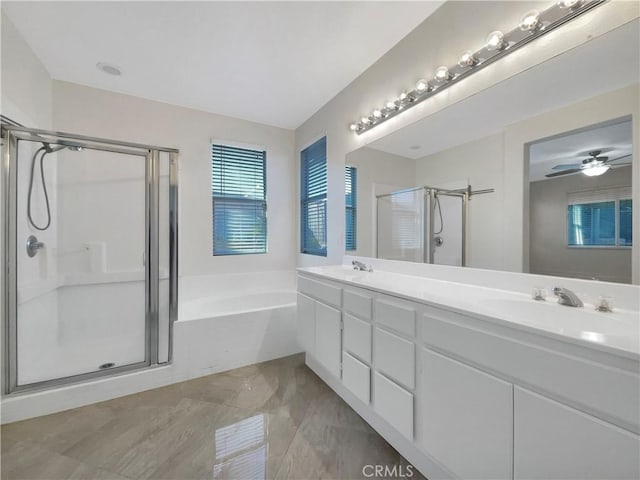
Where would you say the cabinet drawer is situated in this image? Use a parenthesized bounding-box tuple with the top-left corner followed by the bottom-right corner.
(343, 313, 372, 363)
(314, 302, 341, 378)
(374, 298, 415, 337)
(298, 275, 341, 308)
(343, 352, 371, 404)
(375, 327, 415, 390)
(296, 293, 315, 355)
(374, 372, 413, 439)
(343, 288, 372, 320)
(514, 387, 640, 480)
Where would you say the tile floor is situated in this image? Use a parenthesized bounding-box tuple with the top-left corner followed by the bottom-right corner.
(1, 354, 422, 480)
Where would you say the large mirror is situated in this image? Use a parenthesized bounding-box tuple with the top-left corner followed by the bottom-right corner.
(345, 20, 638, 284)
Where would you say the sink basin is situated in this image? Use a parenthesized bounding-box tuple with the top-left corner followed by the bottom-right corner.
(478, 297, 639, 353)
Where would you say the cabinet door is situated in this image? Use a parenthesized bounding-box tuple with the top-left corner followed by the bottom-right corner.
(375, 327, 415, 390)
(314, 302, 341, 378)
(343, 313, 372, 363)
(421, 348, 513, 480)
(514, 387, 640, 480)
(374, 372, 413, 439)
(343, 352, 371, 404)
(297, 293, 315, 354)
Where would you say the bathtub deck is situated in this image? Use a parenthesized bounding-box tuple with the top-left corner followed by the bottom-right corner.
(0, 353, 423, 479)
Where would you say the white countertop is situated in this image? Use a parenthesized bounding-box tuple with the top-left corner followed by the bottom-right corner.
(298, 265, 640, 360)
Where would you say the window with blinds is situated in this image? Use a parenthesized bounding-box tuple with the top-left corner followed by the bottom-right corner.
(301, 137, 327, 256)
(345, 166, 357, 251)
(567, 187, 632, 247)
(211, 144, 266, 255)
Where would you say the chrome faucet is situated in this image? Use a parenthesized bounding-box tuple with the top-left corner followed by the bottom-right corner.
(553, 287, 583, 307)
(352, 260, 373, 272)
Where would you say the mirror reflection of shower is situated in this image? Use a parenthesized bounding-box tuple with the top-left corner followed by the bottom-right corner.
(376, 185, 469, 266)
(27, 142, 83, 231)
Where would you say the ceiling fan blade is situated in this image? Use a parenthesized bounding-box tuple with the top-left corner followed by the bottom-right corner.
(551, 163, 582, 170)
(545, 168, 582, 178)
(611, 162, 632, 167)
(603, 153, 632, 164)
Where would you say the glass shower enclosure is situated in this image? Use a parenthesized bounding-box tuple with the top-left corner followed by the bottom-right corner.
(376, 186, 468, 266)
(1, 124, 178, 394)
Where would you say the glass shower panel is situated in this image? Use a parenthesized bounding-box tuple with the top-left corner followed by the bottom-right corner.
(377, 189, 424, 262)
(16, 139, 147, 386)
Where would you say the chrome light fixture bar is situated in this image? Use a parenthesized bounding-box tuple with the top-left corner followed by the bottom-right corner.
(349, 0, 606, 134)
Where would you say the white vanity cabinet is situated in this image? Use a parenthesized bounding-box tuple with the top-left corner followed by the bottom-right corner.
(514, 387, 640, 480)
(421, 348, 513, 479)
(296, 270, 640, 480)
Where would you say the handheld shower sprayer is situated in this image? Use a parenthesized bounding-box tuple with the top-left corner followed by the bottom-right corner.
(27, 142, 83, 231)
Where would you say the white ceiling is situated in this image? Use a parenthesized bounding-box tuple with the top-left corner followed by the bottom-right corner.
(367, 20, 639, 167)
(528, 119, 632, 182)
(2, 1, 443, 129)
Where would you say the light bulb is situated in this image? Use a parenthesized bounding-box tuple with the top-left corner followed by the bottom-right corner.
(385, 100, 396, 110)
(486, 30, 506, 51)
(458, 50, 478, 68)
(558, 0, 582, 9)
(373, 109, 382, 119)
(361, 116, 370, 125)
(399, 91, 408, 101)
(434, 66, 452, 82)
(582, 165, 610, 177)
(415, 79, 429, 92)
(349, 123, 358, 131)
(519, 10, 541, 32)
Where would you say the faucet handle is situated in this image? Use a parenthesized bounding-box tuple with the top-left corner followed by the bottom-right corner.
(595, 295, 614, 312)
(532, 287, 547, 301)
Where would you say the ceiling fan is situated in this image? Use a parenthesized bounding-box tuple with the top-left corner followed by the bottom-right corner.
(546, 150, 632, 178)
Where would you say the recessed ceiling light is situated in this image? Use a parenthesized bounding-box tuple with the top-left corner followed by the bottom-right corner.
(96, 62, 122, 76)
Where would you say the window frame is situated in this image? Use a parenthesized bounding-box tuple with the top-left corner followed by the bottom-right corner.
(300, 137, 327, 257)
(566, 187, 632, 249)
(345, 165, 357, 251)
(211, 141, 267, 256)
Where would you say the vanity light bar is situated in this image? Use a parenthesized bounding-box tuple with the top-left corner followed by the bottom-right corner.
(349, 0, 607, 135)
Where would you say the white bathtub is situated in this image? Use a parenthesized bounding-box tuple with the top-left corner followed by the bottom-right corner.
(174, 271, 301, 379)
(180, 290, 296, 320)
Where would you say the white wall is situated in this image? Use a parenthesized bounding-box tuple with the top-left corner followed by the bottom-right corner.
(52, 81, 296, 277)
(1, 10, 57, 391)
(345, 146, 416, 258)
(294, 1, 638, 273)
(529, 165, 632, 283)
(0, 11, 52, 129)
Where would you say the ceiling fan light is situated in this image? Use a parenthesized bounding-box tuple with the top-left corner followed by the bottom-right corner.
(582, 165, 610, 177)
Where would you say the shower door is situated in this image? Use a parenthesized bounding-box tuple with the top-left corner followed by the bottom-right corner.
(376, 188, 425, 262)
(2, 126, 177, 393)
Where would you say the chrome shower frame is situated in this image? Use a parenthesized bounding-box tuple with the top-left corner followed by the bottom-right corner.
(1, 125, 179, 395)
